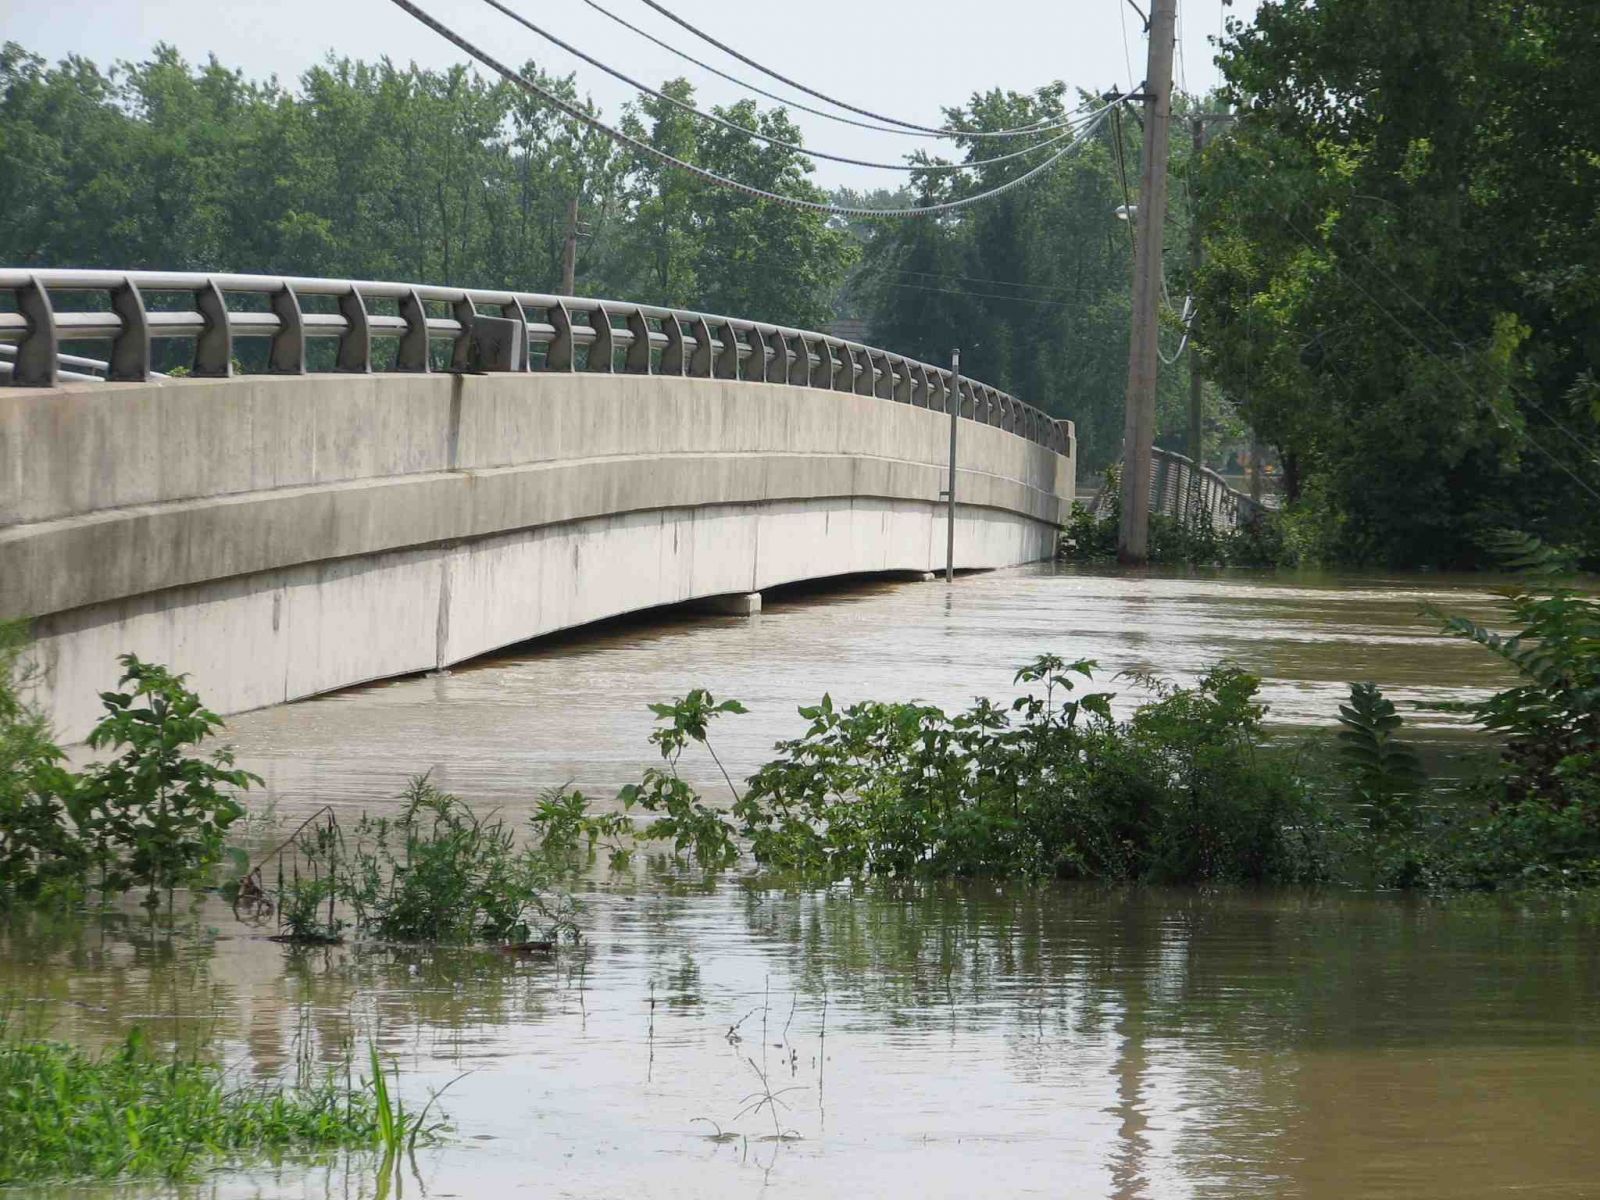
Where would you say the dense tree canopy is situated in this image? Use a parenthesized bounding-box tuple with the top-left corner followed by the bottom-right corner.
(1196, 0, 1600, 566)
(0, 42, 852, 331)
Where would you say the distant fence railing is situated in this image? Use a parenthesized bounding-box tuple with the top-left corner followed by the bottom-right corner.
(0, 269, 1070, 454)
(1149, 447, 1264, 529)
(1088, 446, 1263, 530)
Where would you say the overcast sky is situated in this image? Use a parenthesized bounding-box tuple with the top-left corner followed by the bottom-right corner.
(3, 0, 1260, 190)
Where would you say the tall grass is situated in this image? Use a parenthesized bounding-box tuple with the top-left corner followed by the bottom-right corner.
(0, 1019, 430, 1183)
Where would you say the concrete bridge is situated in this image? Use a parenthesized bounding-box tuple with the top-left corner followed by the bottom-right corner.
(1, 270, 1075, 740)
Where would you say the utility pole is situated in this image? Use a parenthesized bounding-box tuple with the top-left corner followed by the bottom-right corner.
(1186, 115, 1205, 478)
(1116, 0, 1178, 564)
(945, 349, 961, 583)
(560, 196, 579, 296)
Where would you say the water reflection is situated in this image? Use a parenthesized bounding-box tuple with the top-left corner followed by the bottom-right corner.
(11, 568, 1596, 1198)
(5, 879, 1598, 1199)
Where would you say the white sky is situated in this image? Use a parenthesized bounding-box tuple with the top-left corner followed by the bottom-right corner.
(2, 0, 1259, 189)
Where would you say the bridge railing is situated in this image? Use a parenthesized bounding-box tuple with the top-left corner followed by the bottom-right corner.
(1149, 446, 1263, 529)
(0, 269, 1070, 454)
(1086, 447, 1263, 529)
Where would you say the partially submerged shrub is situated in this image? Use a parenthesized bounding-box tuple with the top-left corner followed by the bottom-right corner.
(0, 623, 83, 902)
(348, 776, 573, 942)
(733, 659, 1324, 883)
(247, 778, 579, 946)
(1, 647, 256, 909)
(77, 656, 260, 909)
(528, 689, 746, 868)
(0, 1019, 404, 1183)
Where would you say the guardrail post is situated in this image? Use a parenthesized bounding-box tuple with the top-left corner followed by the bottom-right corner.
(870, 351, 892, 399)
(714, 320, 740, 379)
(585, 307, 615, 373)
(830, 343, 852, 392)
(803, 336, 826, 388)
(499, 299, 533, 371)
(624, 308, 652, 374)
(738, 327, 762, 382)
(268, 285, 305, 375)
(909, 364, 928, 407)
(106, 278, 150, 382)
(545, 300, 575, 371)
(448, 295, 477, 371)
(766, 330, 789, 383)
(852, 347, 873, 396)
(192, 280, 232, 377)
(660, 313, 686, 376)
(8, 275, 57, 387)
(336, 286, 372, 373)
(787, 334, 809, 386)
(688, 317, 714, 377)
(397, 288, 431, 372)
(892, 359, 913, 403)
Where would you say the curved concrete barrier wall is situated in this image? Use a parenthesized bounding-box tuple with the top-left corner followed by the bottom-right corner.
(2, 373, 1074, 740)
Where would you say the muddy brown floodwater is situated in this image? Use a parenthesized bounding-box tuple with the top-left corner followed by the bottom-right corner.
(8, 565, 1598, 1199)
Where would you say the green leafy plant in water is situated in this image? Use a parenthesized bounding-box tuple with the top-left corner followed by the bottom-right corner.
(345, 775, 577, 944)
(1335, 681, 1429, 886)
(75, 655, 260, 910)
(732, 657, 1323, 883)
(620, 690, 744, 866)
(1423, 530, 1600, 887)
(0, 1018, 416, 1184)
(0, 621, 84, 904)
(1429, 530, 1599, 807)
(1337, 682, 1427, 828)
(529, 783, 633, 867)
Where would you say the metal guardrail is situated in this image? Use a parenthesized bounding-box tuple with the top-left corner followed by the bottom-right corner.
(1086, 447, 1262, 529)
(1149, 446, 1262, 529)
(0, 269, 1070, 454)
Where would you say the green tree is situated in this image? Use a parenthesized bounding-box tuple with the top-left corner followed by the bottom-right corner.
(1195, 0, 1600, 566)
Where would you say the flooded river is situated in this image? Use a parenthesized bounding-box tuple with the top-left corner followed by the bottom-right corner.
(9, 565, 1598, 1199)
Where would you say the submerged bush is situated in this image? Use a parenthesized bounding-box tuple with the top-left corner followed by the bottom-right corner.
(0, 622, 83, 902)
(1, 646, 256, 909)
(347, 777, 574, 942)
(77, 656, 260, 909)
(732, 659, 1324, 883)
(0, 1021, 395, 1183)
(247, 778, 580, 946)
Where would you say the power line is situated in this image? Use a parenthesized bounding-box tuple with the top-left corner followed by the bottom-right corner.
(388, 0, 1129, 218)
(632, 0, 1085, 140)
(577, 0, 1026, 139)
(478, 0, 1099, 174)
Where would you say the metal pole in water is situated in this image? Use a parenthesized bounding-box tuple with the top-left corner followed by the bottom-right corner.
(945, 348, 960, 583)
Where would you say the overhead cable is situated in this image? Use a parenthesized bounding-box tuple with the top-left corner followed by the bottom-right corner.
(387, 0, 1128, 219)
(478, 0, 1093, 173)
(631, 0, 1087, 140)
(577, 0, 1041, 139)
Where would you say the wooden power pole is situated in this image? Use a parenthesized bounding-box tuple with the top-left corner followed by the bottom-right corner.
(1186, 115, 1205, 478)
(1116, 0, 1178, 564)
(560, 196, 579, 296)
